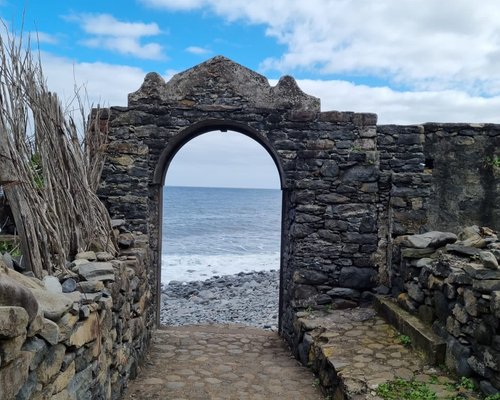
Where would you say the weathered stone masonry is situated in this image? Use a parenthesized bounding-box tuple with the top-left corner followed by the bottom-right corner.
(0, 227, 152, 400)
(98, 56, 382, 344)
(98, 56, 499, 350)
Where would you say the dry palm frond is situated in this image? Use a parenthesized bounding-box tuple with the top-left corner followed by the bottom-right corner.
(0, 23, 116, 277)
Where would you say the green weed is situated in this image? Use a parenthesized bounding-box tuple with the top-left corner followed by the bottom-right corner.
(0, 240, 21, 257)
(457, 377, 475, 391)
(398, 334, 412, 347)
(376, 378, 437, 400)
(483, 155, 500, 169)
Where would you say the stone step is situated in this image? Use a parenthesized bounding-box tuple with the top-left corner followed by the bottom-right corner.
(374, 295, 446, 365)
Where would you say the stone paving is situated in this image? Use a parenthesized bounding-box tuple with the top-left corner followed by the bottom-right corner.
(299, 307, 483, 399)
(123, 325, 325, 400)
(124, 308, 486, 400)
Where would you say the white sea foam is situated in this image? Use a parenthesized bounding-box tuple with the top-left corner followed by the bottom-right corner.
(161, 252, 280, 283)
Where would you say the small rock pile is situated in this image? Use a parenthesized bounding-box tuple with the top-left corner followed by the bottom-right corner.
(160, 270, 279, 330)
(391, 225, 500, 396)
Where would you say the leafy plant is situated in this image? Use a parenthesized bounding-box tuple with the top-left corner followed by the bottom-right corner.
(29, 153, 44, 189)
(376, 378, 437, 400)
(398, 334, 412, 346)
(483, 155, 500, 169)
(485, 394, 500, 400)
(0, 240, 21, 257)
(456, 377, 475, 391)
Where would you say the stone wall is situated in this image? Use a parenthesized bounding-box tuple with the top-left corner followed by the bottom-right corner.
(98, 56, 383, 347)
(423, 123, 500, 232)
(390, 227, 500, 394)
(0, 225, 152, 400)
(97, 56, 500, 367)
(376, 125, 432, 285)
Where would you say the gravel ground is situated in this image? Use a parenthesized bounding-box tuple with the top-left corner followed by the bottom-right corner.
(160, 270, 279, 330)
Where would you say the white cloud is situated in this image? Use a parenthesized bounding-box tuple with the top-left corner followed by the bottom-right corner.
(39, 51, 500, 127)
(139, 0, 500, 95)
(140, 0, 208, 11)
(185, 46, 211, 55)
(67, 13, 164, 60)
(29, 31, 58, 44)
(295, 79, 500, 124)
(39, 52, 147, 108)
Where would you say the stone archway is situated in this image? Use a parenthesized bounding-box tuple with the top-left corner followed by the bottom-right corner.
(154, 121, 287, 329)
(99, 56, 380, 346)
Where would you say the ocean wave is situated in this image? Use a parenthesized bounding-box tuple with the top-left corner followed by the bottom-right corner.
(161, 252, 280, 283)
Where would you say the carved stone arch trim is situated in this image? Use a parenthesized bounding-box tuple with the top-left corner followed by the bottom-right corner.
(152, 119, 287, 189)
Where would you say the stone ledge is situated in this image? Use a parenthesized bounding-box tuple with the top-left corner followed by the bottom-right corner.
(374, 295, 446, 365)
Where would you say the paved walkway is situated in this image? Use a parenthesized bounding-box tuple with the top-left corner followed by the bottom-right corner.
(124, 310, 485, 400)
(298, 307, 483, 399)
(123, 325, 325, 400)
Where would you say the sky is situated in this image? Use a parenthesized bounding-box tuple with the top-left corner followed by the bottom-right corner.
(1, 1, 500, 189)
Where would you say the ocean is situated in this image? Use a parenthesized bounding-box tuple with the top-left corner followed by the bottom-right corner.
(161, 186, 282, 283)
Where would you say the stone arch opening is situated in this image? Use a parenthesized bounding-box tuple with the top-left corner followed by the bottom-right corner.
(99, 56, 381, 347)
(153, 119, 287, 189)
(156, 121, 286, 328)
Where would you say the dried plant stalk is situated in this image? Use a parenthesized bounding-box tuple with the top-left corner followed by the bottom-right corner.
(0, 25, 116, 277)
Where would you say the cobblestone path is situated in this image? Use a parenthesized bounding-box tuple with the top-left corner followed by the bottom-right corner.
(123, 325, 325, 400)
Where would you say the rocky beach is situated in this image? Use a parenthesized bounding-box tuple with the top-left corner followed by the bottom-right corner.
(160, 270, 280, 330)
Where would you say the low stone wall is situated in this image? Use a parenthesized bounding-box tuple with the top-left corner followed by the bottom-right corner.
(0, 227, 152, 400)
(390, 226, 500, 394)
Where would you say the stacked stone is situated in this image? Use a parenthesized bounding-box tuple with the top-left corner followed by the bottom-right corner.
(423, 123, 500, 232)
(0, 227, 152, 400)
(98, 57, 385, 346)
(392, 226, 500, 395)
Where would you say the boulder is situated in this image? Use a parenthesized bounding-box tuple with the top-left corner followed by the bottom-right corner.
(75, 251, 96, 261)
(0, 306, 29, 338)
(39, 318, 60, 345)
(492, 291, 500, 319)
(96, 252, 114, 261)
(2, 252, 13, 269)
(480, 251, 499, 270)
(326, 287, 361, 299)
(0, 334, 26, 364)
(293, 270, 329, 285)
(61, 278, 77, 293)
(0, 263, 43, 290)
(43, 275, 62, 293)
(78, 262, 115, 282)
(67, 312, 99, 347)
(402, 231, 457, 249)
(36, 343, 65, 385)
(339, 267, 376, 289)
(446, 244, 482, 258)
(21, 336, 48, 370)
(0, 270, 39, 323)
(0, 352, 33, 400)
(30, 289, 73, 321)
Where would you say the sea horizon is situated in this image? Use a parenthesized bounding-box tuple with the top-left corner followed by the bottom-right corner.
(161, 186, 282, 283)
